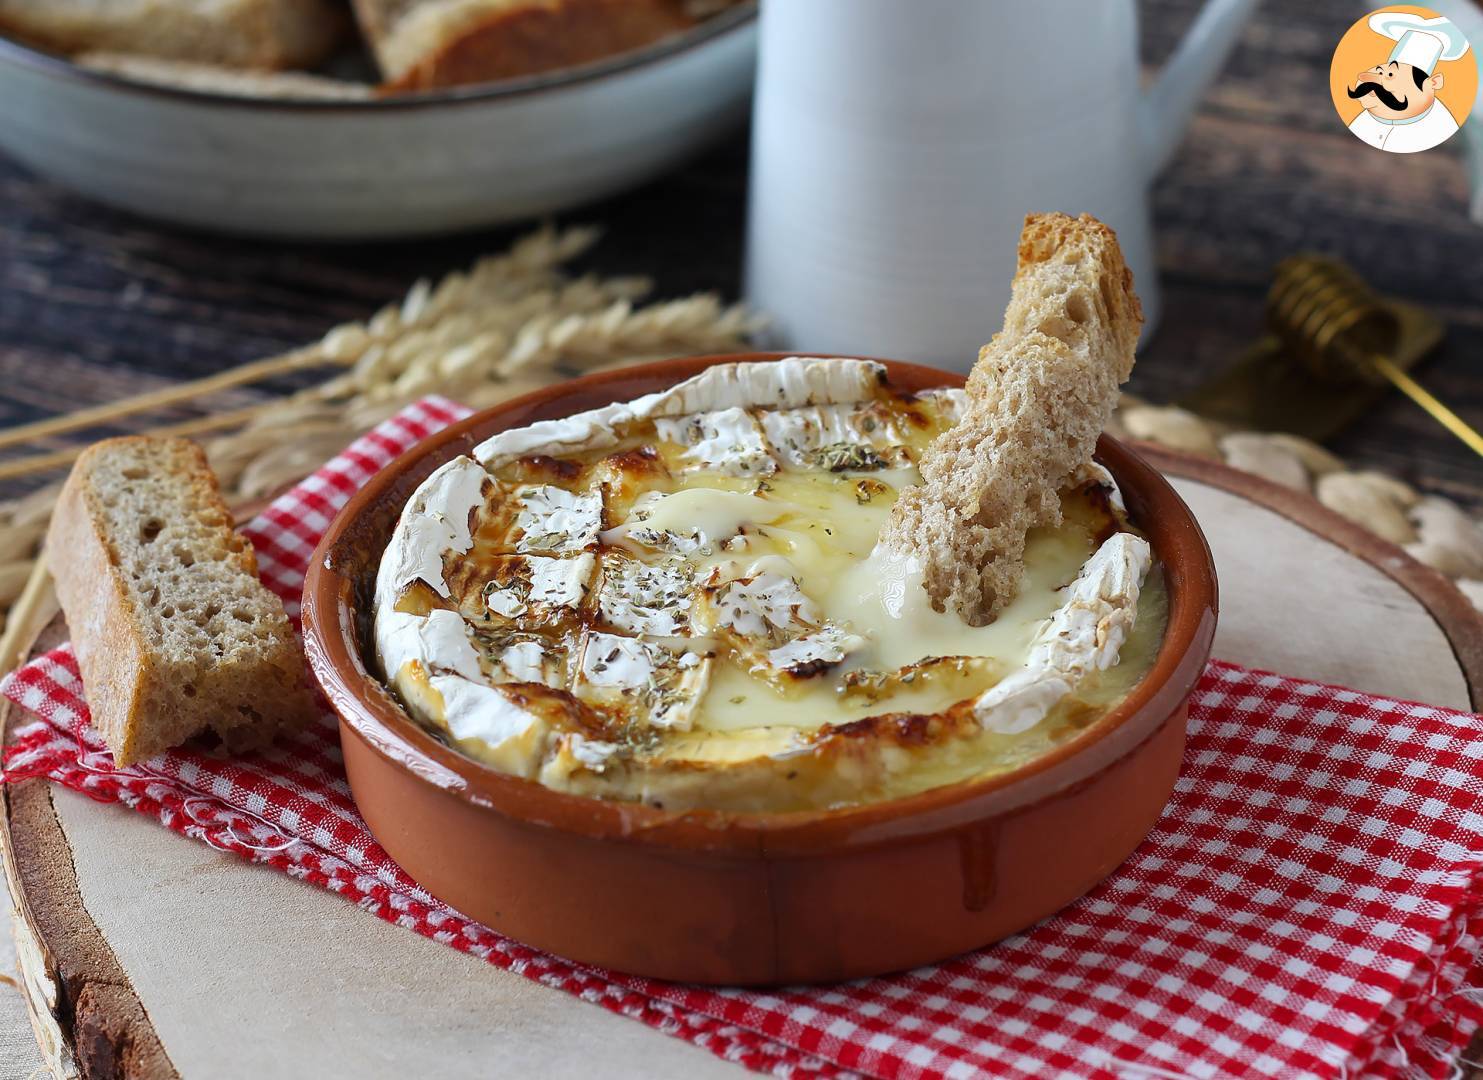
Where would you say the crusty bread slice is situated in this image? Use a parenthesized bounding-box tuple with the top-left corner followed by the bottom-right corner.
(47, 437, 317, 767)
(77, 52, 373, 99)
(352, 0, 696, 90)
(0, 0, 348, 70)
(880, 213, 1143, 626)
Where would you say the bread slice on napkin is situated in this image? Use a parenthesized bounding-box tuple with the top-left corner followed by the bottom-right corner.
(351, 0, 698, 91)
(879, 212, 1144, 626)
(47, 436, 316, 767)
(0, 0, 348, 70)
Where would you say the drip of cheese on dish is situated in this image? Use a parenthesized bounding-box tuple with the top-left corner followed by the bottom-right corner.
(372, 359, 1166, 811)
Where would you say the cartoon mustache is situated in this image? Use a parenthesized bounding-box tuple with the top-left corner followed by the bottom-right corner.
(1348, 80, 1409, 111)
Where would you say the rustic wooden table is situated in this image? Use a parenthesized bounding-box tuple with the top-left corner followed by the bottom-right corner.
(0, 0, 1480, 511)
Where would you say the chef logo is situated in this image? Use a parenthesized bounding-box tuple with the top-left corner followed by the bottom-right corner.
(1330, 6, 1476, 153)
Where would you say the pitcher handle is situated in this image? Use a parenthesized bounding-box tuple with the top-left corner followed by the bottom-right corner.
(1464, 121, 1483, 224)
(1454, 30, 1483, 221)
(1138, 0, 1262, 180)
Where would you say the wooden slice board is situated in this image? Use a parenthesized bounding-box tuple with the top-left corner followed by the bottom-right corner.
(4, 447, 1482, 1080)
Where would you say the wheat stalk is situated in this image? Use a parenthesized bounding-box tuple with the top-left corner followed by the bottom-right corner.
(2, 224, 1480, 667)
(0, 225, 762, 661)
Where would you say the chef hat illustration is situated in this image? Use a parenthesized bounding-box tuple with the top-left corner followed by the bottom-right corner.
(1368, 12, 1471, 75)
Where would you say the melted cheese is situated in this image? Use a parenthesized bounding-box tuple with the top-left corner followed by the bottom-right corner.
(372, 358, 1168, 812)
(613, 487, 790, 548)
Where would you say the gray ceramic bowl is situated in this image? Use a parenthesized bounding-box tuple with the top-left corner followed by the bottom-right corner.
(0, 6, 755, 239)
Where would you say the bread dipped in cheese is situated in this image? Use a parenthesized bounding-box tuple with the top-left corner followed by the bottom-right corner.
(879, 213, 1143, 626)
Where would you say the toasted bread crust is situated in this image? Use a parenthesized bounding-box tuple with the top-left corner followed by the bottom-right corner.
(880, 213, 1143, 625)
(49, 466, 149, 760)
(75, 52, 374, 99)
(47, 436, 316, 766)
(0, 0, 347, 70)
(356, 0, 694, 90)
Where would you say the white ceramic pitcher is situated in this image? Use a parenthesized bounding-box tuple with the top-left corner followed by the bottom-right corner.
(744, 0, 1260, 369)
(1430, 0, 1483, 224)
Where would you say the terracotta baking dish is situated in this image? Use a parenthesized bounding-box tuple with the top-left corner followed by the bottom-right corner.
(301, 353, 1218, 986)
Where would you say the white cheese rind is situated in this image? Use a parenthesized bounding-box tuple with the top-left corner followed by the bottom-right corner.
(914, 387, 968, 424)
(472, 358, 887, 468)
(667, 356, 885, 414)
(711, 571, 820, 637)
(568, 734, 621, 769)
(513, 485, 603, 554)
(767, 624, 856, 673)
(1074, 460, 1127, 514)
(578, 632, 656, 688)
(495, 639, 559, 686)
(531, 554, 593, 606)
(485, 584, 526, 618)
(485, 553, 595, 620)
(972, 532, 1151, 735)
(655, 407, 777, 476)
(376, 603, 553, 762)
(597, 558, 696, 637)
(431, 675, 546, 773)
(375, 455, 490, 601)
(610, 525, 707, 557)
(758, 404, 911, 469)
(377, 607, 483, 684)
(575, 631, 711, 730)
(651, 656, 712, 730)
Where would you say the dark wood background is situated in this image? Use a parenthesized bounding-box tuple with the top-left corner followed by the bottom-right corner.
(0, 0, 1480, 514)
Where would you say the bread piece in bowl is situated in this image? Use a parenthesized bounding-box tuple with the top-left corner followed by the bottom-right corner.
(75, 52, 374, 99)
(352, 0, 702, 90)
(0, 0, 348, 70)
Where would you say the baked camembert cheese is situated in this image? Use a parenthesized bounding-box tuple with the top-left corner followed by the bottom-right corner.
(373, 358, 1167, 812)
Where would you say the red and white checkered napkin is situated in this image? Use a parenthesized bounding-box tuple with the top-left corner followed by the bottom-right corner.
(6, 398, 1483, 1079)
